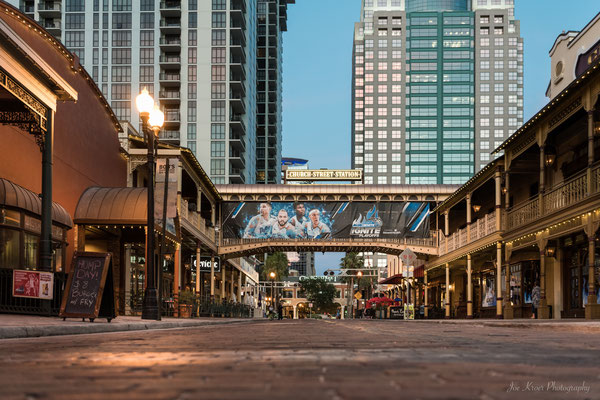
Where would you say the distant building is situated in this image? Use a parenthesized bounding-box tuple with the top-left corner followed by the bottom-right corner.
(546, 12, 600, 100)
(351, 0, 524, 185)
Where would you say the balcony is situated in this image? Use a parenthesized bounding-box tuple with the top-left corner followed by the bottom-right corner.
(37, 2, 61, 16)
(159, 36, 181, 51)
(160, 1, 181, 16)
(180, 198, 216, 243)
(42, 19, 61, 33)
(159, 130, 180, 140)
(230, 113, 246, 135)
(160, 18, 181, 33)
(159, 54, 181, 69)
(506, 165, 599, 231)
(229, 93, 246, 114)
(440, 211, 499, 256)
(164, 111, 181, 124)
(158, 90, 180, 105)
(159, 72, 181, 87)
(229, 131, 246, 152)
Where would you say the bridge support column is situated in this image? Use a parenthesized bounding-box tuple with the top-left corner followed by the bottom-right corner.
(293, 305, 298, 319)
(445, 263, 451, 319)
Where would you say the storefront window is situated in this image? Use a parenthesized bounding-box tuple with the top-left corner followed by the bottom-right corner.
(52, 246, 63, 272)
(0, 208, 21, 227)
(23, 233, 38, 268)
(0, 228, 20, 268)
(522, 261, 539, 304)
(481, 271, 496, 307)
(509, 263, 522, 306)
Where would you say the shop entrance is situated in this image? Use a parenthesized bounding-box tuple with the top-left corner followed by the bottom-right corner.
(562, 234, 588, 318)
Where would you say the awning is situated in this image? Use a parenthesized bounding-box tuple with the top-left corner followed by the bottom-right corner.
(74, 187, 147, 225)
(379, 266, 424, 285)
(0, 178, 72, 228)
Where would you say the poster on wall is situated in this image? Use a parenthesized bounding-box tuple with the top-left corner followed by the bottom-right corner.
(12, 270, 54, 300)
(221, 201, 431, 240)
(482, 274, 497, 307)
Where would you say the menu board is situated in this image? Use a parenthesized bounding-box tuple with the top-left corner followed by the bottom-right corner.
(59, 252, 115, 321)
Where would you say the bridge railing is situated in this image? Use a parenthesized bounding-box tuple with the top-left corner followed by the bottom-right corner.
(221, 231, 439, 249)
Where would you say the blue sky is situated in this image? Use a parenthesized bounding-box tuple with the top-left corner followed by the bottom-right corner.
(280, 1, 600, 274)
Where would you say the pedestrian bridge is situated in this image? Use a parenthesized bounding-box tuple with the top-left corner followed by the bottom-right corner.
(215, 184, 458, 258)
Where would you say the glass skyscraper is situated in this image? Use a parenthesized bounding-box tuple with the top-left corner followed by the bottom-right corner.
(12, 0, 293, 185)
(351, 0, 523, 185)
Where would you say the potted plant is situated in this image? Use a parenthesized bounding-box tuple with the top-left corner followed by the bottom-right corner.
(178, 289, 195, 318)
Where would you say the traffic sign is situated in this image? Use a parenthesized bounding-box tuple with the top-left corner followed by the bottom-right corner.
(354, 291, 362, 300)
(400, 248, 417, 266)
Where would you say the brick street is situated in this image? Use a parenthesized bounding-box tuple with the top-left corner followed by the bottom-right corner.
(1, 319, 599, 400)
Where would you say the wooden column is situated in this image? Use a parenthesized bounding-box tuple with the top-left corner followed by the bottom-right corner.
(173, 244, 181, 317)
(445, 263, 450, 318)
(539, 145, 546, 215)
(495, 169, 502, 231)
(230, 267, 235, 302)
(587, 109, 595, 195)
(467, 254, 473, 318)
(585, 215, 600, 319)
(496, 242, 503, 318)
(538, 249, 550, 319)
(221, 263, 226, 300)
(466, 193, 472, 242)
(504, 253, 513, 319)
(210, 255, 215, 298)
(194, 245, 200, 295)
(424, 270, 429, 318)
(444, 210, 450, 253)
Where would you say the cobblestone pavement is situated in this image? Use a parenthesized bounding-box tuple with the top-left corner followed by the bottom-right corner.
(1, 319, 599, 400)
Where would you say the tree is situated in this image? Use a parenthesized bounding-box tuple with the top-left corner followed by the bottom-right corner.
(299, 278, 337, 313)
(261, 252, 289, 281)
(340, 252, 377, 300)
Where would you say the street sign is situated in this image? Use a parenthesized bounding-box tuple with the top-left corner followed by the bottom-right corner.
(308, 303, 313, 308)
(400, 248, 417, 266)
(354, 291, 362, 300)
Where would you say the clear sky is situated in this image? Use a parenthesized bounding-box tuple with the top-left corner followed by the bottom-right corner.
(280, 0, 600, 275)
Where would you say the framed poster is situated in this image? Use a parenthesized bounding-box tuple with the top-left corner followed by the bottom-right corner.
(13, 270, 54, 300)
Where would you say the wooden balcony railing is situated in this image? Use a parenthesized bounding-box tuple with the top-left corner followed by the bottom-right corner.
(180, 198, 216, 243)
(507, 197, 539, 230)
(543, 171, 587, 215)
(440, 211, 499, 256)
(507, 164, 600, 231)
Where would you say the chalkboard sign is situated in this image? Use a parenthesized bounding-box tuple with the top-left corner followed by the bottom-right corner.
(59, 252, 116, 322)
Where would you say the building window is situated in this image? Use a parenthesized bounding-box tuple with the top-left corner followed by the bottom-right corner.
(211, 66, 225, 81)
(211, 160, 225, 175)
(140, 12, 154, 29)
(211, 124, 225, 139)
(139, 48, 153, 64)
(211, 101, 225, 122)
(111, 48, 131, 64)
(212, 12, 226, 28)
(112, 13, 132, 29)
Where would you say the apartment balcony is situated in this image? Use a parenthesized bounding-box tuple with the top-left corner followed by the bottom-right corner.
(159, 36, 181, 51)
(159, 54, 181, 69)
(158, 90, 180, 105)
(229, 131, 246, 152)
(42, 19, 61, 34)
(506, 166, 595, 231)
(37, 2, 61, 16)
(229, 93, 246, 115)
(230, 26, 246, 47)
(160, 18, 181, 33)
(159, 130, 180, 141)
(439, 211, 499, 257)
(230, 44, 246, 64)
(229, 167, 245, 184)
(230, 113, 246, 135)
(164, 110, 181, 125)
(159, 72, 181, 87)
(159, 1, 181, 17)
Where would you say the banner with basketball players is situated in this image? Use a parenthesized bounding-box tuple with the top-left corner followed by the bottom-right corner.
(221, 201, 430, 240)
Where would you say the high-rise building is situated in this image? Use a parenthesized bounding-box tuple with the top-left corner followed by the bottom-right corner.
(12, 0, 293, 185)
(256, 1, 294, 184)
(351, 0, 523, 185)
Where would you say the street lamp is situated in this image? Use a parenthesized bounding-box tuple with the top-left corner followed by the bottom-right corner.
(269, 271, 276, 309)
(356, 270, 363, 318)
(137, 88, 164, 321)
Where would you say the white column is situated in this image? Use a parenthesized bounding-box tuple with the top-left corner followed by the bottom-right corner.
(293, 305, 298, 319)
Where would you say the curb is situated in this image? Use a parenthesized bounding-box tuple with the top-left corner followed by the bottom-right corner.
(0, 318, 260, 340)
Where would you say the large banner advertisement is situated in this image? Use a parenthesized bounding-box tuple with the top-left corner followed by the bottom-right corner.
(222, 201, 430, 240)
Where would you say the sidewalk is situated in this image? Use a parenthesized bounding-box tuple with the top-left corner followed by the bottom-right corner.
(0, 314, 260, 339)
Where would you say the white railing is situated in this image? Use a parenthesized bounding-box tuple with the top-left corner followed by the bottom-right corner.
(439, 211, 499, 256)
(543, 171, 587, 215)
(507, 197, 539, 230)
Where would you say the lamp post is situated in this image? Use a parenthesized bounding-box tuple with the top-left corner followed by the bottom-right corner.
(136, 88, 164, 321)
(269, 271, 276, 311)
(357, 270, 363, 318)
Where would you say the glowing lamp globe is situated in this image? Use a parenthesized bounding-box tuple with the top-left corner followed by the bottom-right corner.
(136, 88, 154, 115)
(149, 106, 164, 130)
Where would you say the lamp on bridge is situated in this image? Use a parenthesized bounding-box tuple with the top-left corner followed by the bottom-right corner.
(136, 88, 164, 321)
